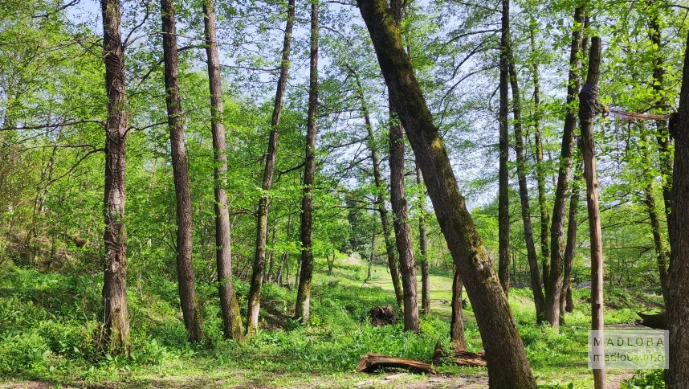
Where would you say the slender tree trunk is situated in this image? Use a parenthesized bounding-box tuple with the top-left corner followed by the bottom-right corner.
(666, 28, 689, 389)
(366, 232, 375, 282)
(295, 0, 319, 323)
(202, 0, 243, 341)
(561, 157, 581, 315)
(161, 0, 203, 342)
(451, 266, 465, 351)
(506, 14, 544, 319)
(416, 166, 430, 316)
(357, 1, 536, 386)
(529, 12, 550, 293)
(638, 128, 670, 303)
(351, 69, 404, 307)
(497, 0, 511, 295)
(388, 0, 419, 334)
(246, 0, 295, 337)
(544, 3, 586, 328)
(266, 224, 277, 283)
(101, 0, 130, 353)
(579, 36, 605, 389)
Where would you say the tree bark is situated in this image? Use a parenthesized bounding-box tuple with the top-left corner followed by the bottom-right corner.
(351, 69, 404, 307)
(202, 0, 243, 341)
(416, 166, 430, 316)
(450, 266, 465, 351)
(295, 0, 319, 324)
(544, 3, 586, 328)
(505, 12, 544, 319)
(101, 0, 130, 354)
(665, 28, 689, 389)
(246, 0, 295, 337)
(578, 36, 605, 389)
(497, 0, 511, 295)
(161, 0, 203, 343)
(357, 0, 536, 386)
(529, 12, 550, 292)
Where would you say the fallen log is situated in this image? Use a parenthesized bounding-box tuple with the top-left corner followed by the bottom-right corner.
(637, 311, 666, 329)
(455, 349, 487, 367)
(431, 341, 487, 367)
(356, 353, 435, 374)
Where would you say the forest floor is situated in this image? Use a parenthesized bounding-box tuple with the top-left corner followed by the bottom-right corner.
(0, 260, 663, 388)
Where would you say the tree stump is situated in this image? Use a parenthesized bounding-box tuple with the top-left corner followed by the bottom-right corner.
(369, 305, 398, 326)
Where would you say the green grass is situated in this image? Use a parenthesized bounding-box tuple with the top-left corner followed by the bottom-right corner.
(0, 260, 656, 388)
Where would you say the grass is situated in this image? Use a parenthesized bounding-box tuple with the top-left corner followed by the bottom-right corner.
(0, 259, 658, 388)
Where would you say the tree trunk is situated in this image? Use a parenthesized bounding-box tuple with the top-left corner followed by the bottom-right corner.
(544, 4, 586, 328)
(505, 11, 544, 319)
(639, 128, 669, 303)
(529, 12, 550, 293)
(578, 36, 605, 389)
(417, 166, 431, 316)
(295, 0, 319, 324)
(246, 0, 295, 337)
(351, 69, 404, 307)
(451, 266, 465, 351)
(202, 0, 243, 341)
(266, 224, 277, 283)
(161, 0, 203, 342)
(101, 0, 130, 353)
(665, 28, 689, 389)
(561, 157, 581, 315)
(366, 232, 375, 282)
(497, 0, 511, 295)
(357, 0, 537, 386)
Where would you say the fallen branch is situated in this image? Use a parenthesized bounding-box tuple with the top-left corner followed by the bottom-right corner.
(356, 353, 435, 374)
(637, 312, 666, 329)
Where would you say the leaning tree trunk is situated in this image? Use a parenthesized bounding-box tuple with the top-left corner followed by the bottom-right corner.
(665, 28, 689, 389)
(202, 0, 243, 341)
(101, 0, 130, 353)
(451, 266, 465, 351)
(161, 0, 203, 342)
(544, 4, 586, 328)
(351, 69, 404, 307)
(497, 0, 511, 295)
(578, 36, 605, 389)
(357, 0, 537, 386)
(246, 0, 296, 337)
(505, 11, 545, 319)
(295, 0, 319, 323)
(416, 166, 431, 316)
(529, 13, 550, 291)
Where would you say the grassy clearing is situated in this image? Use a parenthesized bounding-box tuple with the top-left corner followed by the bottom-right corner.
(0, 260, 658, 388)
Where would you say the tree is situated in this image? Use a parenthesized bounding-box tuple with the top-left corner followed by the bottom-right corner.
(450, 265, 465, 350)
(578, 36, 605, 389)
(246, 0, 296, 337)
(497, 0, 510, 294)
(202, 0, 243, 340)
(160, 0, 203, 342)
(544, 3, 586, 328)
(295, 0, 319, 324)
(356, 0, 537, 386)
(416, 166, 430, 316)
(100, 0, 130, 353)
(504, 0, 544, 318)
(665, 28, 689, 389)
(388, 0, 419, 333)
